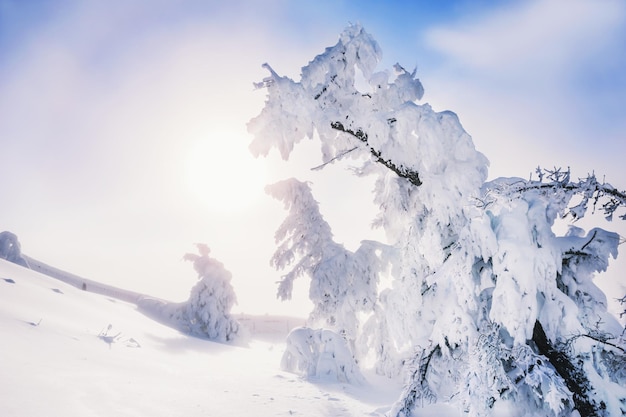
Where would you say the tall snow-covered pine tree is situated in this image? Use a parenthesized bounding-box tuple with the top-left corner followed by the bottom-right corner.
(249, 24, 626, 416)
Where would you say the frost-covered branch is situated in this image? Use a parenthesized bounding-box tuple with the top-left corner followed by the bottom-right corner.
(535, 168, 626, 221)
(487, 167, 626, 222)
(581, 334, 625, 354)
(391, 345, 441, 417)
(330, 121, 422, 186)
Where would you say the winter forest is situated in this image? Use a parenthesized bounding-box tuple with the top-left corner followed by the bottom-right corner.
(247, 25, 626, 416)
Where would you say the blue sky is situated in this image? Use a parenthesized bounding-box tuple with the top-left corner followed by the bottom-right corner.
(1, 0, 625, 316)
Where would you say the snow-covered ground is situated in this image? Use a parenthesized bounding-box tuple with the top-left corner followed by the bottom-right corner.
(0, 258, 427, 417)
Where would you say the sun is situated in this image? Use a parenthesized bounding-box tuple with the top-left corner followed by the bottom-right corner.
(185, 132, 266, 213)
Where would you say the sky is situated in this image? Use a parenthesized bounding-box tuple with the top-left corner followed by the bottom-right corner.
(1, 0, 625, 317)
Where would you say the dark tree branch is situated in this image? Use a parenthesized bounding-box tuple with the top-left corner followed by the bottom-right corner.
(619, 295, 626, 319)
(331, 121, 423, 187)
(510, 181, 626, 203)
(580, 230, 598, 252)
(563, 231, 601, 260)
(580, 334, 625, 354)
(560, 329, 626, 354)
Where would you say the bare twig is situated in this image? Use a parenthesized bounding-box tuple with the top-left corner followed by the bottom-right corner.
(580, 230, 598, 252)
(310, 147, 358, 171)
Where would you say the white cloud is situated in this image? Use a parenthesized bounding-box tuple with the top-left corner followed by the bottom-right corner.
(426, 0, 626, 80)
(421, 0, 626, 177)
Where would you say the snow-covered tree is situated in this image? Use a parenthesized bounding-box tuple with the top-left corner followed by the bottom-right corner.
(249, 24, 626, 416)
(177, 244, 240, 343)
(266, 178, 382, 348)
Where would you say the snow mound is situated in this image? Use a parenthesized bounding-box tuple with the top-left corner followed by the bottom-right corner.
(281, 327, 365, 385)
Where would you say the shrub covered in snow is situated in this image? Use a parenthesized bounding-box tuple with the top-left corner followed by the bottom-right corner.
(250, 24, 626, 416)
(281, 327, 365, 385)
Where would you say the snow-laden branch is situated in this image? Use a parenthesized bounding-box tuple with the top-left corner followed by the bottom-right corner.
(486, 167, 626, 222)
(390, 345, 440, 417)
(330, 121, 422, 186)
(248, 24, 487, 197)
(563, 332, 626, 354)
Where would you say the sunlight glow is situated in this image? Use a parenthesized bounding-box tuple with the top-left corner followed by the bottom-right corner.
(185, 132, 266, 213)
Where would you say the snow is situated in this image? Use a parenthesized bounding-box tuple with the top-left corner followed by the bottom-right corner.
(0, 258, 418, 417)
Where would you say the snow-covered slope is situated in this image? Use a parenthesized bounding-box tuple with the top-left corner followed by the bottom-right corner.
(0, 258, 407, 417)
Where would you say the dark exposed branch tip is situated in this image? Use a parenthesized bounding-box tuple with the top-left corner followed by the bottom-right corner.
(619, 295, 626, 319)
(603, 186, 626, 201)
(579, 230, 598, 252)
(331, 121, 422, 187)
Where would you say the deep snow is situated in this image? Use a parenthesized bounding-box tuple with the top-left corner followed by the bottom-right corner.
(0, 258, 420, 417)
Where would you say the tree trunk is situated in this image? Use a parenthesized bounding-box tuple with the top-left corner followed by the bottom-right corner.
(532, 321, 601, 416)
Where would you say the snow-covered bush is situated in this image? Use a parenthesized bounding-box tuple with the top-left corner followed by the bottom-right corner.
(0, 231, 29, 267)
(281, 327, 365, 385)
(250, 24, 626, 416)
(176, 244, 241, 343)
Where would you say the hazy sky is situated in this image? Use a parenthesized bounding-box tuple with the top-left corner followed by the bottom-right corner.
(1, 0, 625, 316)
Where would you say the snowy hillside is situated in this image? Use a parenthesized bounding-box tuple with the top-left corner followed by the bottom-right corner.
(0, 258, 411, 417)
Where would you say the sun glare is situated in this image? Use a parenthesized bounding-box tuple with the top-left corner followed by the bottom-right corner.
(185, 132, 266, 213)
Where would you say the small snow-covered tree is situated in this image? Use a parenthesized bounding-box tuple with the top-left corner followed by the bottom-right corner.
(249, 24, 626, 416)
(178, 244, 240, 343)
(266, 178, 383, 349)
